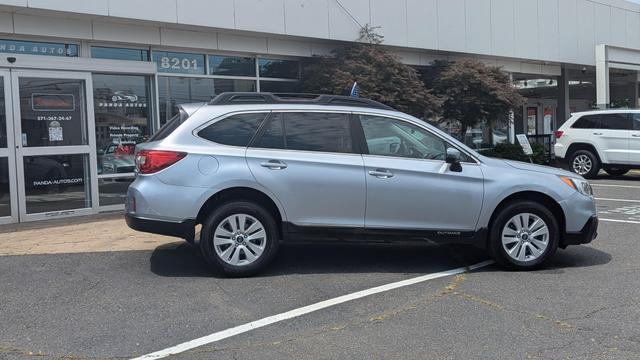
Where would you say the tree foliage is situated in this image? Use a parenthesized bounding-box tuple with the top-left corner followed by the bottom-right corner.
(431, 59, 524, 137)
(301, 43, 439, 118)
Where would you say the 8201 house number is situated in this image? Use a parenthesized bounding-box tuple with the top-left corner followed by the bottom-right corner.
(159, 56, 198, 71)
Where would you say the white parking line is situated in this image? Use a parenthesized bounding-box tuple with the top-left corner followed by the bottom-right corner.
(131, 260, 494, 360)
(600, 218, 640, 224)
(591, 183, 640, 189)
(595, 197, 640, 203)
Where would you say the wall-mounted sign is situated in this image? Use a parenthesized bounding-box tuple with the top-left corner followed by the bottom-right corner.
(152, 51, 205, 75)
(0, 39, 78, 57)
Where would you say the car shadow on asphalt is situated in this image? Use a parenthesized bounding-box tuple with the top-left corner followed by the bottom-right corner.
(149, 241, 612, 278)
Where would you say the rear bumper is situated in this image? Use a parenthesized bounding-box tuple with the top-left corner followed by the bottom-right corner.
(563, 215, 598, 247)
(125, 213, 195, 241)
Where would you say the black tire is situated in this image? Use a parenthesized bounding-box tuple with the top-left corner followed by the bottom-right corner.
(200, 201, 279, 277)
(604, 168, 629, 177)
(489, 201, 559, 271)
(569, 149, 600, 179)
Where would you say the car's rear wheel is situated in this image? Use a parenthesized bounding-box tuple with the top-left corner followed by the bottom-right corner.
(604, 168, 629, 177)
(570, 150, 600, 179)
(489, 201, 559, 270)
(200, 201, 279, 277)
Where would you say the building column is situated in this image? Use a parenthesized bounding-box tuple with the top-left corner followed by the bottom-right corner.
(557, 66, 570, 126)
(596, 44, 610, 109)
(508, 73, 515, 143)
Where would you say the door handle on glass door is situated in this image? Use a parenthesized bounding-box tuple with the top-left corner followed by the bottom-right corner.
(260, 160, 287, 170)
(368, 169, 394, 179)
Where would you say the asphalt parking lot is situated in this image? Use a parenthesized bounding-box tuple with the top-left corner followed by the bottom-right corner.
(1, 173, 640, 359)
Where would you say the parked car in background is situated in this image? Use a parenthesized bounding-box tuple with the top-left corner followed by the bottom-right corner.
(554, 109, 640, 178)
(126, 93, 598, 276)
(98, 143, 136, 174)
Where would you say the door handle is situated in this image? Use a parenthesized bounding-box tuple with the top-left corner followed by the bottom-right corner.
(368, 169, 394, 179)
(593, 132, 603, 136)
(260, 160, 287, 170)
(632, 134, 640, 137)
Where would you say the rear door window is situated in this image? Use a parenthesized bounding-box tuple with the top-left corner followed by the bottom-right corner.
(251, 112, 354, 153)
(632, 114, 640, 130)
(253, 114, 285, 149)
(283, 112, 353, 153)
(600, 113, 632, 130)
(198, 112, 268, 146)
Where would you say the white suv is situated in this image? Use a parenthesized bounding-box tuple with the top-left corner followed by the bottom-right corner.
(554, 109, 640, 178)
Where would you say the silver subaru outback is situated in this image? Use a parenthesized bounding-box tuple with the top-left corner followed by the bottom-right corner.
(126, 93, 598, 276)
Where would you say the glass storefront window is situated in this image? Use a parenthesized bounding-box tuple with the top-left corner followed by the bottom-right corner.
(158, 76, 258, 125)
(99, 177, 133, 206)
(209, 55, 256, 77)
(23, 154, 91, 214)
(91, 46, 149, 61)
(152, 51, 205, 75)
(258, 58, 300, 79)
(0, 39, 78, 57)
(0, 158, 9, 217)
(215, 78, 256, 93)
(18, 77, 88, 147)
(158, 76, 214, 125)
(260, 80, 301, 93)
(568, 67, 596, 113)
(93, 74, 152, 175)
(0, 77, 6, 148)
(609, 68, 637, 108)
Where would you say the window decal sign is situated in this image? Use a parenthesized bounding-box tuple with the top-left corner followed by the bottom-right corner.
(48, 121, 63, 142)
(0, 39, 78, 57)
(152, 51, 205, 75)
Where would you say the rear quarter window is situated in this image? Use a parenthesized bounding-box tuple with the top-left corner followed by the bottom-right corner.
(571, 115, 600, 129)
(198, 113, 268, 146)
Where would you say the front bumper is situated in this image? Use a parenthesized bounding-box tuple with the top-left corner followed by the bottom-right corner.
(563, 215, 598, 247)
(125, 213, 195, 241)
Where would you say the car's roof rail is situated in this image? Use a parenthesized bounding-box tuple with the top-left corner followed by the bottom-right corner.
(208, 92, 395, 111)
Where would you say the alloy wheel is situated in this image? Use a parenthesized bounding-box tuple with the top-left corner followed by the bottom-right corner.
(501, 213, 549, 262)
(572, 154, 592, 175)
(213, 214, 266, 266)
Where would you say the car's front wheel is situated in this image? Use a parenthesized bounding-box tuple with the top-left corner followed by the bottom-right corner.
(200, 201, 279, 277)
(489, 201, 559, 270)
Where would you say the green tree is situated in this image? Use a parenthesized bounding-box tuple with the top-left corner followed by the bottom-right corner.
(432, 59, 524, 141)
(301, 26, 438, 118)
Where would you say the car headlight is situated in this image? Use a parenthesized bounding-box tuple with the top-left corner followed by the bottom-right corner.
(559, 176, 593, 197)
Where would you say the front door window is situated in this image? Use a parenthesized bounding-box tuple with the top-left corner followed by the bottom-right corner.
(18, 77, 88, 147)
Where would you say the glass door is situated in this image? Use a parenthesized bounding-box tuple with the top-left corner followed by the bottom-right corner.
(10, 70, 97, 221)
(0, 69, 18, 224)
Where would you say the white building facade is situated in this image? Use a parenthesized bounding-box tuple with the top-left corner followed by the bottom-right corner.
(0, 0, 639, 223)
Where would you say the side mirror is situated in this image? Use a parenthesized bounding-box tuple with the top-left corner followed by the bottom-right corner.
(446, 148, 462, 172)
(97, 149, 105, 155)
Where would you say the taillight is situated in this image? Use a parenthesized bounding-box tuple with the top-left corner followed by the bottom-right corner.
(135, 150, 187, 174)
(554, 130, 564, 139)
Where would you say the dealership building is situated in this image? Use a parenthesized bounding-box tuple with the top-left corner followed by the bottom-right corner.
(0, 0, 639, 223)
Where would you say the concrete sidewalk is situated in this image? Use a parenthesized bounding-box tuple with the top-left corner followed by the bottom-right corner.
(0, 212, 182, 256)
